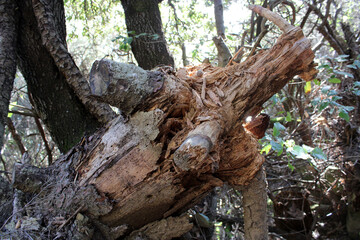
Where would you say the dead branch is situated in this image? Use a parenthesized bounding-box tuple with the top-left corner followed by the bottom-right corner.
(33, 117, 52, 165)
(6, 117, 26, 155)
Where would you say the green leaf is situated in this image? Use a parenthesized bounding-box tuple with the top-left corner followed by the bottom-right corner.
(328, 90, 338, 96)
(9, 102, 16, 110)
(321, 85, 331, 93)
(124, 37, 133, 44)
(7, 112, 13, 118)
(333, 70, 354, 78)
(226, 35, 234, 41)
(195, 213, 212, 228)
(270, 140, 283, 156)
(318, 64, 330, 69)
(304, 81, 311, 94)
(285, 112, 292, 122)
(273, 122, 285, 137)
(328, 78, 341, 83)
(274, 122, 286, 131)
(261, 144, 272, 154)
(347, 64, 357, 69)
(313, 79, 321, 85)
(319, 102, 329, 111)
(288, 161, 295, 171)
(339, 110, 350, 122)
(151, 34, 160, 40)
(290, 145, 310, 159)
(335, 55, 349, 62)
(284, 139, 295, 148)
(302, 145, 314, 153)
(342, 106, 355, 112)
(353, 60, 360, 69)
(311, 147, 327, 160)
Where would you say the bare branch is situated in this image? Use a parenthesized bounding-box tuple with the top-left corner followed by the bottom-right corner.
(6, 117, 26, 155)
(34, 117, 52, 165)
(249, 5, 294, 33)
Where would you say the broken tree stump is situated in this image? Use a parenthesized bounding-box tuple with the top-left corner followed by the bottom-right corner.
(8, 5, 317, 239)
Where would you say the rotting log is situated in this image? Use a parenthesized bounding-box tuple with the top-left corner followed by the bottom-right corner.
(8, 5, 317, 239)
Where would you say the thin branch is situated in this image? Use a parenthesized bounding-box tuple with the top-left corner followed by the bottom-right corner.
(6, 117, 26, 155)
(28, 93, 52, 165)
(300, 7, 312, 29)
(282, 0, 296, 25)
(226, 47, 244, 67)
(168, 0, 188, 66)
(307, 2, 348, 55)
(312, 36, 325, 53)
(57, 204, 85, 231)
(8, 110, 36, 117)
(246, 29, 268, 60)
(249, 5, 294, 33)
(240, 30, 248, 47)
(34, 117, 52, 165)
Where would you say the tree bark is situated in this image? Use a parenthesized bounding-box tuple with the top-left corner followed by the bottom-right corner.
(16, 0, 103, 152)
(240, 167, 268, 240)
(121, 0, 175, 70)
(213, 36, 232, 67)
(214, 0, 225, 38)
(213, 0, 232, 67)
(3, 5, 316, 239)
(0, 175, 13, 227)
(0, 2, 17, 225)
(0, 0, 17, 153)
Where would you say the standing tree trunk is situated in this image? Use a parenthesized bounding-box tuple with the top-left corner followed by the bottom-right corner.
(241, 167, 268, 240)
(214, 0, 225, 38)
(121, 0, 175, 70)
(213, 0, 232, 67)
(0, 0, 17, 154)
(0, 0, 18, 226)
(15, 0, 102, 153)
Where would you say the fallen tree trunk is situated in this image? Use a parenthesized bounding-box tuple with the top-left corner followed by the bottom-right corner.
(5, 5, 316, 239)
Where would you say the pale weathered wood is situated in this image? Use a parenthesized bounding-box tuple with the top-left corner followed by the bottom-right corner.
(89, 59, 165, 115)
(75, 4, 316, 234)
(7, 5, 317, 239)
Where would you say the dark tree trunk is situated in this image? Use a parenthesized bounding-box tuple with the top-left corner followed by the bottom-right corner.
(0, 175, 13, 226)
(0, 0, 17, 153)
(16, 0, 100, 153)
(0, 0, 17, 226)
(121, 0, 175, 70)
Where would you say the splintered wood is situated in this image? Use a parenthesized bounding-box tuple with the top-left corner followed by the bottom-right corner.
(75, 5, 317, 230)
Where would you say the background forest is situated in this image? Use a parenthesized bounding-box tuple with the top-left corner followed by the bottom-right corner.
(1, 0, 360, 239)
